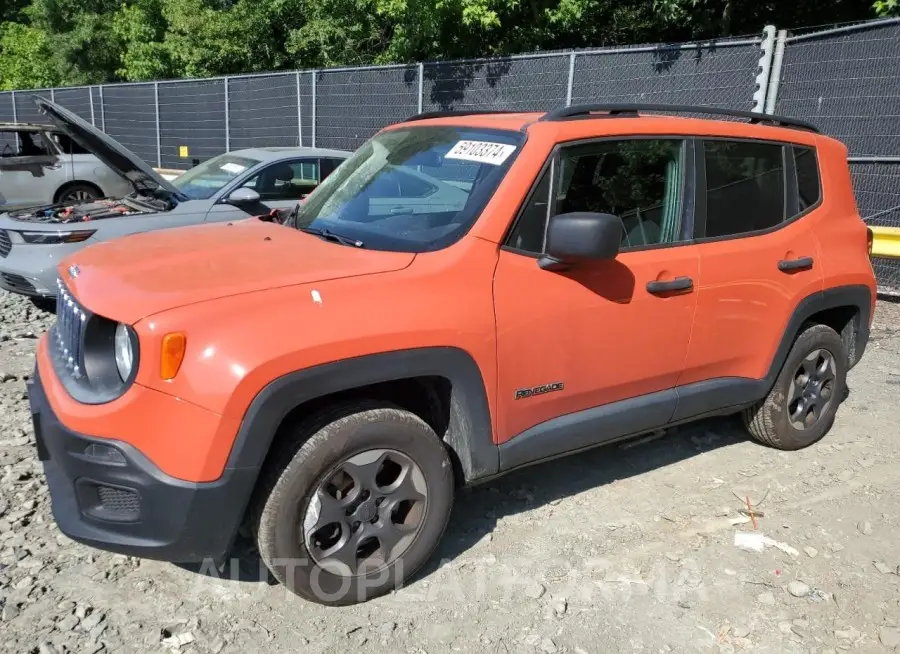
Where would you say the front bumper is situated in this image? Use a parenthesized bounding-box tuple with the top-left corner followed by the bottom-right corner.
(0, 238, 80, 298)
(26, 365, 257, 563)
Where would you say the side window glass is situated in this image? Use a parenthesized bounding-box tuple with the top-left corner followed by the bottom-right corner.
(15, 131, 52, 157)
(703, 141, 785, 238)
(319, 158, 340, 180)
(291, 160, 320, 197)
(556, 139, 687, 249)
(248, 160, 321, 200)
(0, 131, 18, 157)
(794, 146, 821, 213)
(506, 139, 687, 255)
(507, 165, 552, 253)
(0, 130, 52, 158)
(52, 132, 89, 155)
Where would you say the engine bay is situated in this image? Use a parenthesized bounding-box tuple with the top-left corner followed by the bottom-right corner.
(10, 198, 157, 224)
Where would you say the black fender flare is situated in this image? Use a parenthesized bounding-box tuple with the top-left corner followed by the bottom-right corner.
(671, 284, 874, 424)
(223, 346, 499, 482)
(765, 284, 873, 382)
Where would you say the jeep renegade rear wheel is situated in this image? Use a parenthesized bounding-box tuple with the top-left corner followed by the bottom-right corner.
(254, 402, 454, 605)
(743, 323, 847, 450)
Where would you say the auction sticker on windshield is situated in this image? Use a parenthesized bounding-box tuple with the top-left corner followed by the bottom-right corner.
(445, 140, 517, 166)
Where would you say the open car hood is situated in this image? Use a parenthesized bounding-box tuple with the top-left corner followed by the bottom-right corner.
(32, 95, 187, 201)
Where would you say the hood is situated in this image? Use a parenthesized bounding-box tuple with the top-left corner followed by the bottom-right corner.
(32, 95, 187, 201)
(59, 218, 415, 323)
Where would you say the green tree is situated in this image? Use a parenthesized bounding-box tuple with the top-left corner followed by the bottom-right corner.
(0, 22, 61, 89)
(23, 0, 124, 84)
(874, 0, 899, 15)
(0, 0, 890, 89)
(111, 0, 172, 80)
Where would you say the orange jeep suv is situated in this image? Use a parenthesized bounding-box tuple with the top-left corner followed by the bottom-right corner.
(26, 104, 876, 606)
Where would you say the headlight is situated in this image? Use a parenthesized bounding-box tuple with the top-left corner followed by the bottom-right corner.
(19, 230, 95, 245)
(114, 323, 135, 381)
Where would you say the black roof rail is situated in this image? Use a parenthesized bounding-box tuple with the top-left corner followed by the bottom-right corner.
(539, 103, 820, 133)
(404, 109, 526, 122)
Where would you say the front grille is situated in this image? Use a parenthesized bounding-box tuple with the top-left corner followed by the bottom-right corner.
(52, 279, 88, 380)
(0, 230, 10, 257)
(97, 485, 141, 518)
(0, 272, 36, 294)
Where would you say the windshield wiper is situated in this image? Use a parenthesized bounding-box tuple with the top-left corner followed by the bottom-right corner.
(299, 226, 364, 248)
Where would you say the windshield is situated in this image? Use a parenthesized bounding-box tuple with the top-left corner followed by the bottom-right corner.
(293, 126, 525, 252)
(172, 153, 261, 200)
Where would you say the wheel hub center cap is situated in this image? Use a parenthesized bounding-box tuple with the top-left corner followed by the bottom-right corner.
(356, 498, 377, 523)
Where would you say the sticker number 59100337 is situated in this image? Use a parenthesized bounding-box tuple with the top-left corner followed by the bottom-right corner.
(445, 140, 517, 166)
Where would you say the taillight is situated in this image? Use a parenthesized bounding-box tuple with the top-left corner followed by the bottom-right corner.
(867, 227, 874, 256)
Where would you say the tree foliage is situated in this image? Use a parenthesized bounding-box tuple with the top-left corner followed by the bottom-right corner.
(0, 0, 887, 90)
(874, 0, 899, 15)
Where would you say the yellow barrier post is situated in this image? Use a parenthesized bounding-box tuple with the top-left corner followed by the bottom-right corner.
(870, 226, 900, 259)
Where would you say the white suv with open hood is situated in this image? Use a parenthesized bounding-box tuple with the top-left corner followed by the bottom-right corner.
(0, 95, 350, 300)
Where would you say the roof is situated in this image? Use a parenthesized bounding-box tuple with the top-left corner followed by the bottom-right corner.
(389, 112, 541, 132)
(390, 105, 822, 142)
(229, 146, 353, 162)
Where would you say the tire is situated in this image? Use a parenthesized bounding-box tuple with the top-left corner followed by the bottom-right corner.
(743, 323, 847, 450)
(253, 401, 454, 606)
(55, 183, 101, 204)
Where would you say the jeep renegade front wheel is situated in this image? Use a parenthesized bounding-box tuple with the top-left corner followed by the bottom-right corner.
(254, 402, 454, 605)
(743, 323, 847, 450)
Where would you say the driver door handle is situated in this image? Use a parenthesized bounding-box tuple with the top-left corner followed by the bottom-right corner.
(646, 276, 693, 295)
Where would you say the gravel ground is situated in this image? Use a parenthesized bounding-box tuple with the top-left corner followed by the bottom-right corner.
(2, 289, 900, 654)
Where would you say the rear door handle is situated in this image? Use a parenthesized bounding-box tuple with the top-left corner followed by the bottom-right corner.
(778, 256, 814, 272)
(646, 276, 693, 295)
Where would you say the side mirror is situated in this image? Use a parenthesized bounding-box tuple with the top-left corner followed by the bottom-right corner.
(538, 212, 622, 271)
(227, 187, 261, 204)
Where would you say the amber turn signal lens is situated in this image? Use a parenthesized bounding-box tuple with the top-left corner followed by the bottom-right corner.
(160, 332, 186, 380)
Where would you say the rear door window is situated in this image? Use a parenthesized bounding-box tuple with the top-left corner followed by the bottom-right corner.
(702, 140, 786, 238)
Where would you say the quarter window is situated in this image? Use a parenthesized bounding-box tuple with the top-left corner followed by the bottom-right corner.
(703, 141, 785, 238)
(507, 139, 687, 254)
(794, 146, 821, 212)
(507, 164, 552, 253)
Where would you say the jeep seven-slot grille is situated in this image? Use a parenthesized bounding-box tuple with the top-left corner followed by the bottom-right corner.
(53, 279, 88, 380)
(0, 230, 11, 258)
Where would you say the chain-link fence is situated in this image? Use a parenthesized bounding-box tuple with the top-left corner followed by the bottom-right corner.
(773, 17, 900, 292)
(0, 32, 770, 159)
(1, 18, 899, 289)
